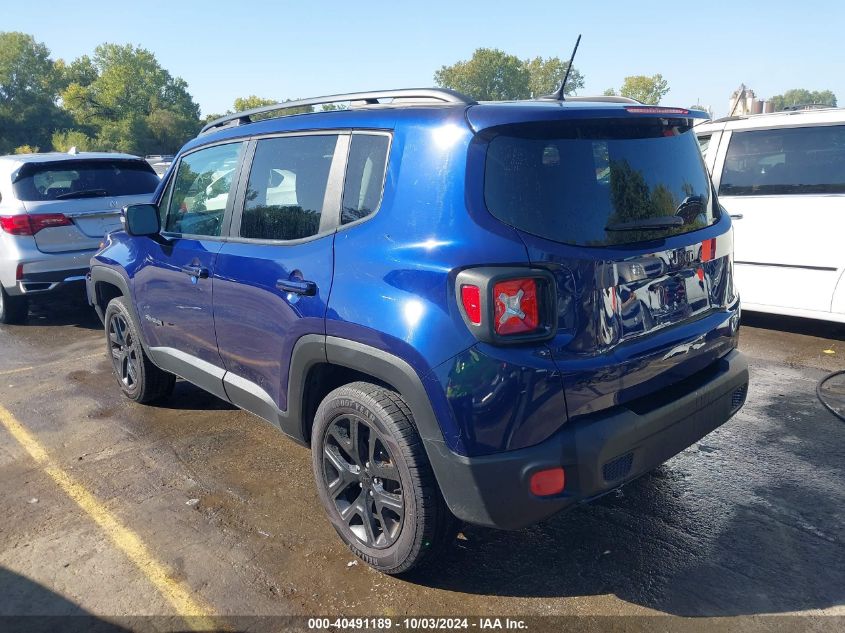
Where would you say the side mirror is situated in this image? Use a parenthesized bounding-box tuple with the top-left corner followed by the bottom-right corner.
(123, 204, 160, 236)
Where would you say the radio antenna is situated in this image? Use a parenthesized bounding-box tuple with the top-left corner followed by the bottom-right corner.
(553, 34, 582, 101)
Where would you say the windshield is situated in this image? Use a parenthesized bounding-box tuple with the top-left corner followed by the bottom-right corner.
(13, 160, 160, 202)
(483, 119, 718, 247)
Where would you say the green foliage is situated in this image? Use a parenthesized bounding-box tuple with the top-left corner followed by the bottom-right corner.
(524, 56, 584, 98)
(13, 144, 39, 154)
(0, 32, 68, 154)
(60, 43, 201, 155)
(434, 48, 584, 101)
(768, 89, 837, 111)
(619, 74, 670, 104)
(51, 129, 96, 152)
(603, 88, 617, 96)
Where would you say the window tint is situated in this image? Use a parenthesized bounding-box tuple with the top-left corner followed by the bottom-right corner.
(484, 119, 716, 247)
(12, 160, 160, 201)
(342, 134, 389, 224)
(720, 125, 845, 196)
(240, 135, 339, 241)
(165, 142, 243, 237)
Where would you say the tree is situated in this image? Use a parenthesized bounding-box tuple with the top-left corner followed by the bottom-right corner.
(0, 32, 67, 154)
(60, 43, 200, 155)
(434, 48, 584, 101)
(768, 88, 837, 111)
(619, 74, 670, 104)
(524, 56, 584, 98)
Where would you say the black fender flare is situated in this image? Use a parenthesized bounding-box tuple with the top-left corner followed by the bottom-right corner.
(89, 266, 150, 353)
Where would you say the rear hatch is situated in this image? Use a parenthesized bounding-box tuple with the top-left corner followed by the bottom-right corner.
(473, 106, 739, 419)
(12, 158, 160, 253)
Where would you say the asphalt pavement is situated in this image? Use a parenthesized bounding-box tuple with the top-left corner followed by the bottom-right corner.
(0, 293, 842, 630)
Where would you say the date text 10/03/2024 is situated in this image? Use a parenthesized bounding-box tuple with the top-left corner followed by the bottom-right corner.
(307, 617, 529, 630)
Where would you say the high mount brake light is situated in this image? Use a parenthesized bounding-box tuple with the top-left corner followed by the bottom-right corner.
(0, 213, 72, 236)
(625, 106, 690, 116)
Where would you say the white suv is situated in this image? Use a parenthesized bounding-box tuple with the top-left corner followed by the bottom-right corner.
(696, 108, 845, 324)
(0, 151, 160, 323)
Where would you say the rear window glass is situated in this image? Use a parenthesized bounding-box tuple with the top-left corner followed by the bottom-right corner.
(483, 119, 717, 247)
(12, 160, 160, 201)
(719, 125, 845, 196)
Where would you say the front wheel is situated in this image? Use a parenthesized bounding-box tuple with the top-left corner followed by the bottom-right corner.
(104, 297, 175, 403)
(311, 381, 457, 575)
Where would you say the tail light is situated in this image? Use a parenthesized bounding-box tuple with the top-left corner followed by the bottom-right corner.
(456, 267, 555, 345)
(494, 278, 539, 335)
(0, 213, 72, 236)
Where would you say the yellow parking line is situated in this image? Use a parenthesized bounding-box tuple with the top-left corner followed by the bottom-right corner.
(0, 353, 105, 377)
(0, 403, 217, 630)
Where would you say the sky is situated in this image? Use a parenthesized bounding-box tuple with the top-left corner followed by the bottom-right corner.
(4, 0, 844, 118)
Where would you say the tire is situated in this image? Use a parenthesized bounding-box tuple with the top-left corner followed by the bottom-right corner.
(312, 381, 457, 575)
(0, 286, 28, 324)
(104, 296, 175, 403)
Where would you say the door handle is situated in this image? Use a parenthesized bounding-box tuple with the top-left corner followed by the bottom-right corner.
(276, 278, 317, 296)
(181, 264, 209, 279)
(729, 213, 744, 220)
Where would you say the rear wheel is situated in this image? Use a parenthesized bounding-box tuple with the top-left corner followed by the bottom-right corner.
(312, 381, 457, 574)
(104, 297, 175, 403)
(0, 286, 28, 324)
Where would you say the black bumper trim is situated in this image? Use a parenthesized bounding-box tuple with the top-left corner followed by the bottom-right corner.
(425, 349, 749, 530)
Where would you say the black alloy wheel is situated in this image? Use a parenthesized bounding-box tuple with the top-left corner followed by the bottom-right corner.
(108, 313, 139, 390)
(103, 297, 175, 403)
(321, 413, 405, 549)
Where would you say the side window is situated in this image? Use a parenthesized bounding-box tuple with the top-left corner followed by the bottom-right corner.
(719, 125, 845, 196)
(164, 142, 244, 236)
(696, 134, 712, 159)
(240, 135, 339, 241)
(342, 134, 390, 224)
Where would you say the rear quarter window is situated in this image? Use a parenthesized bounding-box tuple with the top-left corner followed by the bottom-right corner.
(719, 124, 845, 196)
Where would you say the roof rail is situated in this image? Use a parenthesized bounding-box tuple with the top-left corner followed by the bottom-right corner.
(200, 88, 475, 135)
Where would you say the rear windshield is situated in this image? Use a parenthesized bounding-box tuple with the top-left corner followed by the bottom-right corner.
(483, 119, 717, 247)
(12, 160, 160, 202)
(719, 125, 845, 196)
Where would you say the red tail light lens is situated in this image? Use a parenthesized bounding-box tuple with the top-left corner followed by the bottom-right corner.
(0, 215, 32, 235)
(460, 284, 482, 325)
(0, 214, 72, 235)
(530, 467, 565, 496)
(493, 278, 539, 335)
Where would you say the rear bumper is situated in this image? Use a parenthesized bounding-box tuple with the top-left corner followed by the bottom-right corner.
(426, 349, 748, 530)
(0, 234, 95, 296)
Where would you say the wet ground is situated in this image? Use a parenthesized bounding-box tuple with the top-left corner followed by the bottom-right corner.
(0, 293, 843, 628)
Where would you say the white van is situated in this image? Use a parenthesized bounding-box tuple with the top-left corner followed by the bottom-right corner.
(696, 108, 845, 323)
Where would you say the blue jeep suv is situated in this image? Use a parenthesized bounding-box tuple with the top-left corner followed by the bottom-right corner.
(87, 88, 748, 574)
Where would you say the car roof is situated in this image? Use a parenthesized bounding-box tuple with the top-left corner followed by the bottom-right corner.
(189, 96, 705, 152)
(695, 107, 845, 134)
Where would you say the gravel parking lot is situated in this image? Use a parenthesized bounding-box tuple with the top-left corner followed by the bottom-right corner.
(0, 293, 843, 629)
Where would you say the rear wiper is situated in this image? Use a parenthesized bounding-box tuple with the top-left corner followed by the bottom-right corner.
(605, 216, 684, 231)
(54, 189, 109, 200)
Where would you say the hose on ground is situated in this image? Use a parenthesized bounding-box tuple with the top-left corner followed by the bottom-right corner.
(816, 369, 845, 423)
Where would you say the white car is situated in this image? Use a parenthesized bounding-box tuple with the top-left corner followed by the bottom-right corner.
(696, 108, 845, 323)
(0, 151, 160, 323)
